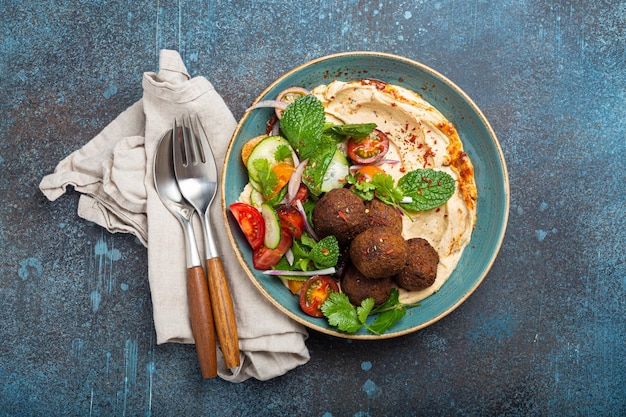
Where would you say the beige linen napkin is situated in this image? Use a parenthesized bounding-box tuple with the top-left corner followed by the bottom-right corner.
(40, 49, 309, 382)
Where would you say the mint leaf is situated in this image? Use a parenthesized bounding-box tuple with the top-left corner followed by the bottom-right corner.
(322, 292, 363, 333)
(280, 95, 326, 160)
(279, 234, 339, 272)
(398, 169, 455, 212)
(326, 123, 377, 138)
(310, 235, 340, 269)
(301, 135, 338, 196)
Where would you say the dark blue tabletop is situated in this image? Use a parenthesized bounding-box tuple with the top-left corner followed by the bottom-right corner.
(1, 1, 624, 416)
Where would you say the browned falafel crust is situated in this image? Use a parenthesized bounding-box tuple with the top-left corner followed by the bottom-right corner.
(341, 264, 393, 306)
(364, 198, 403, 234)
(312, 188, 368, 245)
(395, 237, 439, 291)
(349, 226, 408, 279)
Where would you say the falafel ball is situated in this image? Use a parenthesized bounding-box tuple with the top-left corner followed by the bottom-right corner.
(364, 198, 403, 234)
(312, 188, 368, 245)
(395, 238, 439, 291)
(349, 226, 408, 279)
(341, 264, 393, 306)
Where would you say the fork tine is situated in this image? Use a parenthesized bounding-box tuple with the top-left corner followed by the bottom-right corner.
(194, 114, 213, 157)
(190, 114, 206, 163)
(181, 117, 193, 167)
(172, 117, 186, 169)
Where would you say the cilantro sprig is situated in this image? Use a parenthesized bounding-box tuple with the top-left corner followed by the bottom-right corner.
(321, 288, 419, 335)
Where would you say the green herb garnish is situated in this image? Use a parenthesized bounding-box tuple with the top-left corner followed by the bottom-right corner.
(326, 123, 377, 139)
(252, 159, 279, 199)
(397, 169, 456, 212)
(281, 95, 378, 197)
(274, 233, 340, 277)
(321, 288, 418, 335)
(280, 94, 326, 160)
(347, 168, 456, 214)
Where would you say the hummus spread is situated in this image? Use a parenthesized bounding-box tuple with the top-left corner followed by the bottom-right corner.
(311, 79, 477, 304)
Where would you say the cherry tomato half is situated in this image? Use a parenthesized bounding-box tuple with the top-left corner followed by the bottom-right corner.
(299, 275, 340, 318)
(291, 183, 309, 205)
(252, 231, 292, 270)
(276, 204, 305, 239)
(347, 128, 390, 165)
(230, 202, 265, 250)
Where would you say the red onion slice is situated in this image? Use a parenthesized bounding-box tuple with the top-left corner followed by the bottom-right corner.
(245, 100, 289, 113)
(295, 199, 318, 241)
(262, 267, 336, 276)
(274, 87, 311, 119)
(276, 87, 310, 100)
(286, 159, 308, 203)
(285, 248, 295, 265)
(349, 159, 400, 172)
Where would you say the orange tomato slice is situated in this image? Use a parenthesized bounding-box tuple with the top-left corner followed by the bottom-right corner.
(270, 162, 295, 197)
(355, 165, 385, 180)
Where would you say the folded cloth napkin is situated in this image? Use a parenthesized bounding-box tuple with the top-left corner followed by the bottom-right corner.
(40, 49, 310, 382)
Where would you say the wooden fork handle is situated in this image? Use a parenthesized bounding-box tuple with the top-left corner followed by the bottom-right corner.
(187, 265, 218, 379)
(206, 257, 241, 369)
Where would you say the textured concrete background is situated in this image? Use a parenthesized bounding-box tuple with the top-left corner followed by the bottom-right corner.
(1, 1, 625, 416)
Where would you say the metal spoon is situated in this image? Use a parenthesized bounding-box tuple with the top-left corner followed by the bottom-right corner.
(153, 129, 218, 379)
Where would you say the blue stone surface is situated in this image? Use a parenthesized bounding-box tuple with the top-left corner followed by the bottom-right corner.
(1, 1, 624, 416)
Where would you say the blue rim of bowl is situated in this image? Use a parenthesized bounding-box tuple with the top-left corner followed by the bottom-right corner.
(221, 51, 510, 339)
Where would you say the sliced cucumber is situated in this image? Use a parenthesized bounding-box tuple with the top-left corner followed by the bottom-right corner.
(249, 178, 262, 192)
(249, 187, 265, 209)
(246, 136, 294, 183)
(320, 150, 350, 193)
(261, 203, 281, 249)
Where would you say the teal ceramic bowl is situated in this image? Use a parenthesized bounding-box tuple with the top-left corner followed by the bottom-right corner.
(221, 52, 509, 339)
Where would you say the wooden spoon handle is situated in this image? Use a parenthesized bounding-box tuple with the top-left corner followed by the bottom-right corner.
(206, 257, 241, 369)
(187, 265, 218, 379)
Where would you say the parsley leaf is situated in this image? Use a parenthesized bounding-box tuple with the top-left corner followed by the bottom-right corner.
(345, 173, 377, 201)
(357, 298, 376, 324)
(368, 289, 413, 335)
(274, 144, 293, 161)
(370, 173, 404, 206)
(347, 169, 456, 214)
(252, 159, 279, 200)
(322, 292, 364, 333)
(368, 307, 407, 335)
(321, 288, 419, 335)
(398, 169, 455, 212)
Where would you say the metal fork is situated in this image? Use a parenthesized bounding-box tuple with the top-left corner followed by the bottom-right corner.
(173, 115, 241, 369)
